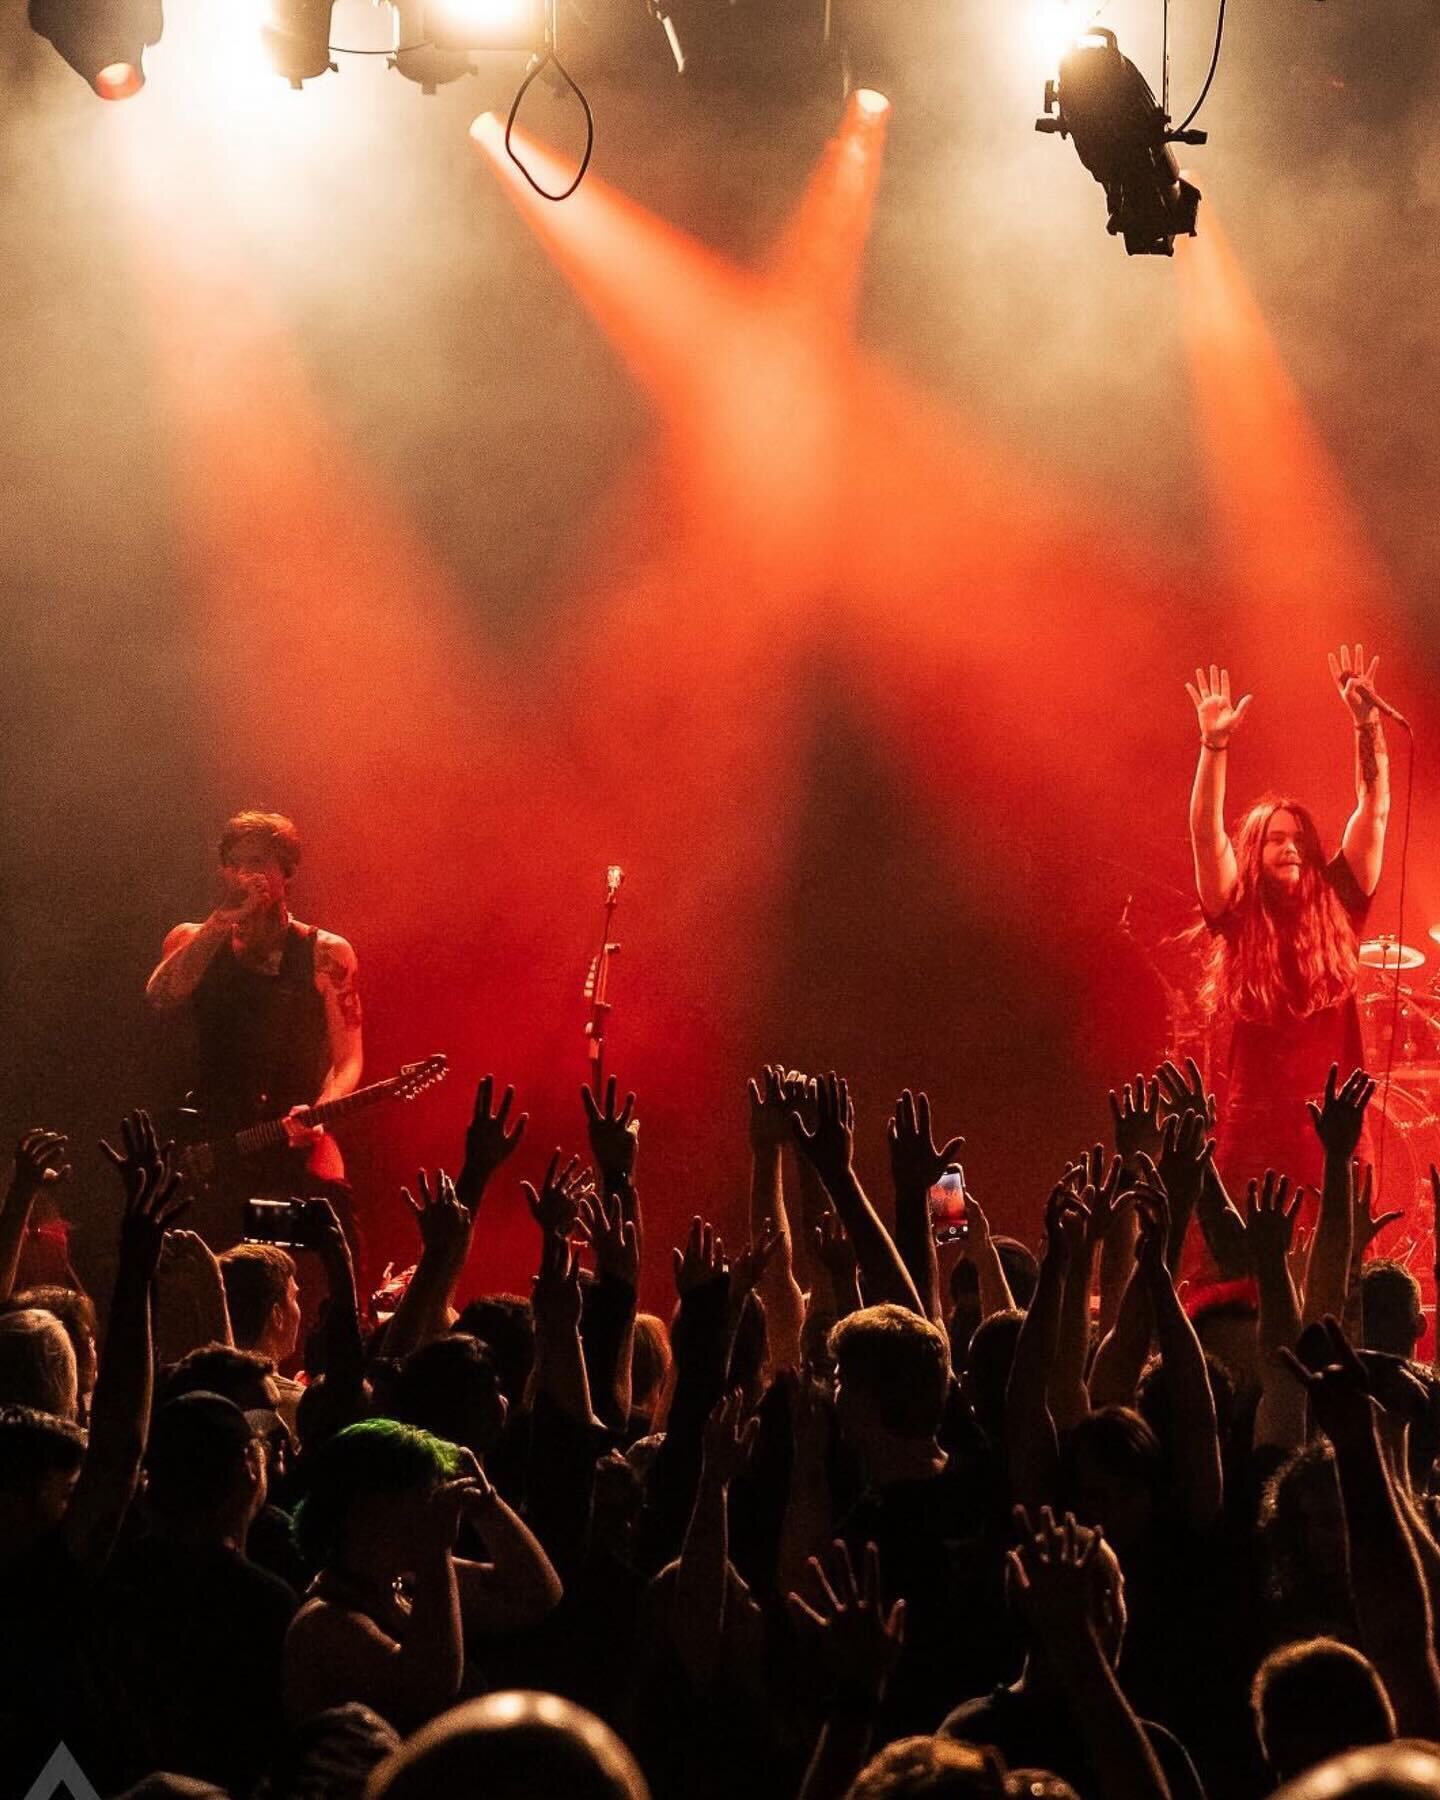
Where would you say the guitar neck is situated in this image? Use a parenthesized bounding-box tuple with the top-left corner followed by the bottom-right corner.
(234, 1079, 400, 1156)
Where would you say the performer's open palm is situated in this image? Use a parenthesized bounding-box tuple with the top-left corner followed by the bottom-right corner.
(1185, 664, 1253, 740)
(1328, 643, 1381, 723)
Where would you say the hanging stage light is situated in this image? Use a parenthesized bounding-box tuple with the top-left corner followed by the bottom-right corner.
(389, 0, 473, 91)
(261, 0, 336, 86)
(28, 0, 162, 97)
(424, 0, 547, 52)
(1036, 26, 1204, 255)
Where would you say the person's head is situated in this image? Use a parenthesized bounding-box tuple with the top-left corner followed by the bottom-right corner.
(0, 1404, 87, 1556)
(829, 1305, 951, 1459)
(293, 1418, 463, 1573)
(364, 1692, 649, 1800)
(220, 1243, 302, 1363)
(849, 1735, 1074, 1798)
(1361, 1262, 1425, 1359)
(452, 1297, 535, 1405)
(1252, 1637, 1397, 1785)
(629, 1313, 671, 1417)
(219, 809, 301, 901)
(1269, 1742, 1440, 1799)
(389, 1334, 507, 1458)
(1258, 1439, 1354, 1635)
(0, 1308, 78, 1418)
(161, 1342, 280, 1413)
(265, 1703, 401, 1800)
(1062, 1406, 1165, 1553)
(1138, 1348, 1237, 1461)
(0, 1288, 96, 1414)
(991, 1238, 1040, 1311)
(145, 1391, 269, 1535)
(1202, 795, 1358, 1022)
(1191, 1282, 1262, 1391)
(960, 1310, 1025, 1443)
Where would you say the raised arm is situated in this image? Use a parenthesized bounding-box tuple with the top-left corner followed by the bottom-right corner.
(672, 1390, 758, 1689)
(380, 1169, 475, 1362)
(887, 1089, 965, 1326)
(313, 932, 363, 1103)
(144, 874, 269, 1010)
(746, 1067, 806, 1369)
(1243, 1173, 1307, 1455)
(789, 1075, 923, 1316)
(67, 1112, 188, 1570)
(1305, 1066, 1372, 1327)
(0, 1131, 70, 1300)
(1005, 1187, 1078, 1509)
(1185, 664, 1252, 920)
(1330, 644, 1391, 895)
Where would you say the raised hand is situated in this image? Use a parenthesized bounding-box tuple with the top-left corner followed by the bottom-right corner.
(1329, 644, 1382, 724)
(1070, 1147, 1128, 1249)
(1133, 1167, 1172, 1279)
(672, 1216, 728, 1297)
(1109, 1077, 1163, 1165)
(1156, 1108, 1214, 1209)
(578, 1186, 639, 1287)
(887, 1089, 965, 1194)
(462, 1075, 527, 1194)
(12, 1129, 71, 1196)
(1244, 1170, 1300, 1274)
(782, 1071, 821, 1137)
(1279, 1315, 1378, 1450)
(1156, 1057, 1217, 1130)
(522, 1151, 593, 1240)
(1044, 1182, 1089, 1264)
(748, 1065, 793, 1152)
(729, 1225, 783, 1302)
(582, 1075, 639, 1187)
(99, 1109, 169, 1202)
(402, 1168, 474, 1266)
(531, 1226, 584, 1335)
(789, 1073, 855, 1194)
(701, 1388, 758, 1486)
(1185, 663, 1253, 745)
(1350, 1161, 1402, 1257)
(813, 1209, 858, 1292)
(101, 1112, 188, 1276)
(1007, 1505, 1105, 1644)
(1308, 1065, 1377, 1162)
(787, 1539, 906, 1704)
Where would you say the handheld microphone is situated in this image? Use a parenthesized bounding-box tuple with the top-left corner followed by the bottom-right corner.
(1341, 675, 1410, 732)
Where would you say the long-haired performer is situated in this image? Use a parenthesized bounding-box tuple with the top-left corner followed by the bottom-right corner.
(1185, 648, 1391, 1195)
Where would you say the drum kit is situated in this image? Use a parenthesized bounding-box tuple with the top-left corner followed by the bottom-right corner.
(1356, 928, 1440, 1279)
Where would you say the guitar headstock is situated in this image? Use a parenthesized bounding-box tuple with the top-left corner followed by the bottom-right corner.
(395, 1055, 449, 1101)
(605, 864, 624, 904)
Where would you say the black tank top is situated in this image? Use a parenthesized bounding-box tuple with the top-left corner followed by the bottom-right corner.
(191, 923, 329, 1126)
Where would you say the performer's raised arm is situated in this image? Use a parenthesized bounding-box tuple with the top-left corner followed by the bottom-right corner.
(1331, 642, 1391, 897)
(144, 878, 269, 1010)
(1184, 663, 1252, 920)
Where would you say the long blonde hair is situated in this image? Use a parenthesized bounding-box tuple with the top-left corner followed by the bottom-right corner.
(1198, 795, 1359, 1023)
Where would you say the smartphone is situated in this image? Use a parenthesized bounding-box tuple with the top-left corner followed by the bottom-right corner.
(243, 1196, 329, 1250)
(929, 1165, 968, 1244)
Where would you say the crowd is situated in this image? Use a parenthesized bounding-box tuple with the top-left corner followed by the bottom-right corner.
(3, 1059, 1440, 1800)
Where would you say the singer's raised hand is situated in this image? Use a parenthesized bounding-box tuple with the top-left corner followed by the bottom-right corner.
(1185, 664, 1252, 743)
(1330, 644, 1382, 723)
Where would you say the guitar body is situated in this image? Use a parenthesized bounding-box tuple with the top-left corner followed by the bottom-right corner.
(159, 1056, 449, 1251)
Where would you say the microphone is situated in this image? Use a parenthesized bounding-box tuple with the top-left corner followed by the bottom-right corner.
(1342, 675, 1410, 732)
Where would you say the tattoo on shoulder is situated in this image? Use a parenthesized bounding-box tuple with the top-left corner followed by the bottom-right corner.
(338, 988, 363, 1031)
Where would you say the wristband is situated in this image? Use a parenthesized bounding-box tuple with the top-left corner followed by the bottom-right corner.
(1200, 736, 1230, 751)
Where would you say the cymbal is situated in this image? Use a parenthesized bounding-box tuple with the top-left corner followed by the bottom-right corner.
(1359, 937, 1426, 971)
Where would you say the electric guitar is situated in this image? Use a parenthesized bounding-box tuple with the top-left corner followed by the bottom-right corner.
(175, 1054, 449, 1188)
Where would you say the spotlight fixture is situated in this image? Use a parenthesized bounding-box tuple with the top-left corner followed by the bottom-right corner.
(390, 0, 473, 90)
(425, 0, 548, 52)
(1036, 26, 1204, 255)
(261, 0, 336, 86)
(28, 0, 162, 96)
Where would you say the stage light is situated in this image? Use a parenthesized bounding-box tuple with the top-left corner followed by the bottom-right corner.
(390, 0, 473, 89)
(28, 0, 162, 96)
(261, 0, 336, 86)
(425, 0, 547, 51)
(1026, 0, 1100, 75)
(1035, 25, 1203, 256)
(852, 86, 889, 117)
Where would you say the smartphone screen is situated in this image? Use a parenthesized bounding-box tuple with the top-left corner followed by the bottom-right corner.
(928, 1165, 967, 1242)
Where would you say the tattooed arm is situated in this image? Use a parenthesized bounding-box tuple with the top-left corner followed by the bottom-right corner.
(144, 917, 231, 1009)
(314, 931, 364, 1102)
(1332, 644, 1390, 896)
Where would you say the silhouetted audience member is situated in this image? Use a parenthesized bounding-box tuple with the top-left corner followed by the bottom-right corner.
(1252, 1637, 1398, 1786)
